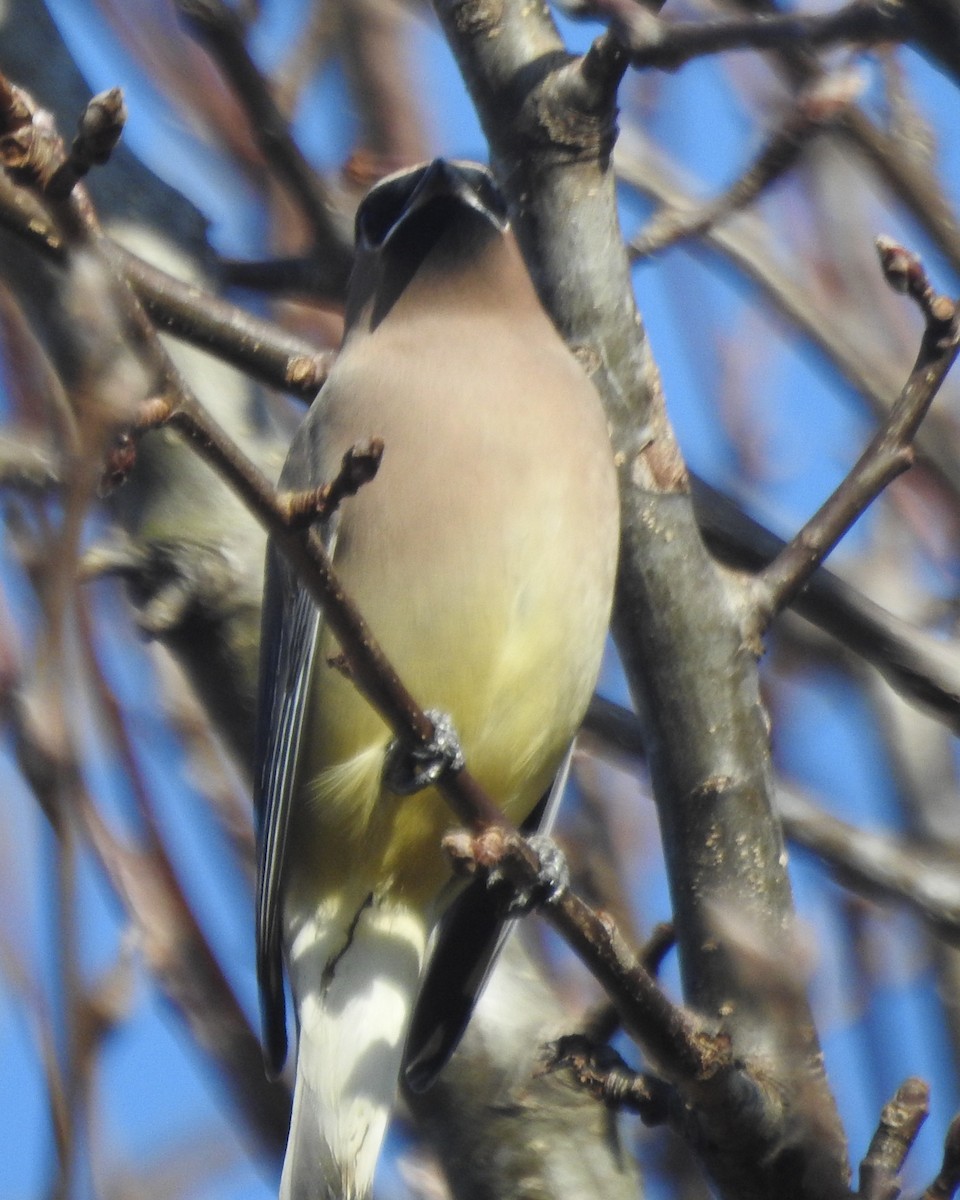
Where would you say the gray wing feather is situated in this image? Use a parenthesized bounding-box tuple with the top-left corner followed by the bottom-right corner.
(255, 518, 338, 1077)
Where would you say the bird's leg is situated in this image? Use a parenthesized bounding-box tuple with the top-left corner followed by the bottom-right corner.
(382, 708, 466, 794)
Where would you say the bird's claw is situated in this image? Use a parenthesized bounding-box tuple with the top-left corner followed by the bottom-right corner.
(383, 709, 465, 795)
(494, 832, 570, 915)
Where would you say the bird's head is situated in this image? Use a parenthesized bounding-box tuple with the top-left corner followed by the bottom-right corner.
(346, 159, 518, 332)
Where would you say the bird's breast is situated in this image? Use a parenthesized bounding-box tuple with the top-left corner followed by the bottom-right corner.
(286, 312, 619, 908)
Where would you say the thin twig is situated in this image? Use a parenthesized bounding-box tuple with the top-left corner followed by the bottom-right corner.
(46, 88, 126, 201)
(858, 1077, 929, 1200)
(714, 0, 960, 275)
(0, 166, 64, 255)
(617, 133, 960, 500)
(9, 674, 292, 1158)
(276, 438, 383, 525)
(777, 787, 960, 944)
(587, 695, 960, 942)
(112, 244, 333, 399)
(75, 601, 292, 1156)
(0, 167, 333, 399)
(542, 1034, 674, 1123)
(749, 241, 960, 630)
(631, 75, 857, 259)
(595, 0, 911, 72)
(690, 477, 960, 733)
(839, 108, 960, 277)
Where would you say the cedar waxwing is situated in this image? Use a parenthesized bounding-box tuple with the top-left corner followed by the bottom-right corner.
(255, 159, 619, 1200)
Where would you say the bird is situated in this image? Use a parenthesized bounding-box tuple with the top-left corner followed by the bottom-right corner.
(255, 158, 620, 1200)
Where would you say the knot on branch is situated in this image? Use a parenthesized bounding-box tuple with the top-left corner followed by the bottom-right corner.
(0, 76, 125, 200)
(0, 117, 61, 192)
(278, 439, 385, 528)
(445, 0, 505, 38)
(531, 55, 623, 165)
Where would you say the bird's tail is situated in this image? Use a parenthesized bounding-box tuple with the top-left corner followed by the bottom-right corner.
(280, 893, 429, 1200)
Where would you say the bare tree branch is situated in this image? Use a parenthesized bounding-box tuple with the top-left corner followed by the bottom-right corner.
(598, 0, 911, 73)
(749, 241, 959, 627)
(858, 1077, 929, 1200)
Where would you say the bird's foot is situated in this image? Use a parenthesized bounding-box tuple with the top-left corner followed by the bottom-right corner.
(383, 709, 465, 795)
(443, 827, 570, 914)
(497, 832, 570, 915)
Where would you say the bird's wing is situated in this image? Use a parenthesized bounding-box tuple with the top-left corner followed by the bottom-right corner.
(255, 520, 338, 1077)
(402, 742, 574, 1093)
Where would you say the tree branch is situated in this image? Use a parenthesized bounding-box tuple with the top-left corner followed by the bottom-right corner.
(430, 0, 851, 1194)
(596, 0, 911, 72)
(858, 1078, 929, 1199)
(749, 241, 960, 629)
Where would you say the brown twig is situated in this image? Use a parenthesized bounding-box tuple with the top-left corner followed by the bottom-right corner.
(46, 88, 126, 201)
(714, 0, 960, 277)
(691, 477, 960, 734)
(777, 786, 960, 944)
(334, 0, 432, 175)
(576, 923, 676, 1046)
(17, 679, 292, 1159)
(749, 241, 960, 631)
(839, 108, 960, 278)
(442, 824, 718, 1083)
(6, 419, 293, 1157)
(0, 164, 333, 400)
(217, 252, 353, 298)
(112, 244, 334, 399)
(0, 927, 72, 1189)
(586, 695, 960, 943)
(858, 1077, 929, 1200)
(0, 165, 64, 255)
(77, 599, 292, 1157)
(276, 438, 383, 525)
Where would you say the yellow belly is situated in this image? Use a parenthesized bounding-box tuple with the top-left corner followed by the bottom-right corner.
(286, 540, 607, 912)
